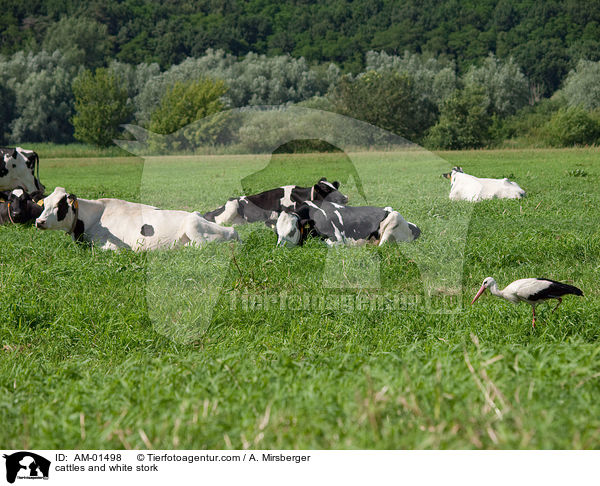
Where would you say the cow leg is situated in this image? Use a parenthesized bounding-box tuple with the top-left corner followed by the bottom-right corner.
(178, 233, 192, 247)
(378, 230, 393, 245)
(182, 214, 238, 246)
(378, 211, 397, 246)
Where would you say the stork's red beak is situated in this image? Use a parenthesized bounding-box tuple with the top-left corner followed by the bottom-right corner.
(471, 285, 486, 305)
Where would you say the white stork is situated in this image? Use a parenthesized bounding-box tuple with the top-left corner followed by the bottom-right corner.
(471, 277, 583, 327)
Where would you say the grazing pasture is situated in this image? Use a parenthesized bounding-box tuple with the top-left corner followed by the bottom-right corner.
(0, 148, 599, 449)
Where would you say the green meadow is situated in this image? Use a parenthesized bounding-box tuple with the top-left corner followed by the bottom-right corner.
(0, 148, 599, 449)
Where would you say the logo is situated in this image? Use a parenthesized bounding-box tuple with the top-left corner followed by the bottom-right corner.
(3, 452, 50, 483)
(116, 105, 473, 342)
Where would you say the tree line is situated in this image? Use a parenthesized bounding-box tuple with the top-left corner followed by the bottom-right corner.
(1, 0, 600, 150)
(1, 48, 599, 150)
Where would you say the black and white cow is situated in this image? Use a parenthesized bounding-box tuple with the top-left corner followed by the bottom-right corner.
(0, 147, 44, 193)
(0, 189, 44, 225)
(203, 178, 348, 226)
(35, 187, 239, 250)
(276, 201, 421, 247)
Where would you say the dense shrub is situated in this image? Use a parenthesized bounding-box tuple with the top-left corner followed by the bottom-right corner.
(148, 79, 229, 151)
(425, 87, 491, 149)
(72, 68, 133, 147)
(541, 106, 600, 147)
(491, 96, 566, 146)
(331, 70, 437, 142)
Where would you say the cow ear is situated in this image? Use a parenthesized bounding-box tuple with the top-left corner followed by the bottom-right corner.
(319, 177, 327, 182)
(67, 194, 78, 209)
(332, 181, 340, 189)
(31, 190, 44, 202)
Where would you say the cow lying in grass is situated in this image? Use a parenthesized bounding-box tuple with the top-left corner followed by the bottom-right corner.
(0, 147, 44, 193)
(203, 178, 348, 226)
(35, 187, 239, 250)
(442, 166, 525, 201)
(275, 201, 421, 247)
(0, 189, 44, 225)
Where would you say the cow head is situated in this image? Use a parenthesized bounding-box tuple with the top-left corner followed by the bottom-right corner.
(442, 166, 463, 180)
(276, 210, 307, 247)
(7, 188, 44, 224)
(35, 187, 78, 231)
(408, 222, 421, 240)
(312, 177, 348, 204)
(0, 148, 44, 193)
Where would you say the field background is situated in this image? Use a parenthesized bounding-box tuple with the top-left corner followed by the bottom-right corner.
(1, 148, 599, 449)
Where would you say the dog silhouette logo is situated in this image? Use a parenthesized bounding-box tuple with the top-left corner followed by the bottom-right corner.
(3, 452, 51, 483)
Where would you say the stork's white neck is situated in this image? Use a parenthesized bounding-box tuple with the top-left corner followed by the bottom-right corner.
(487, 280, 504, 299)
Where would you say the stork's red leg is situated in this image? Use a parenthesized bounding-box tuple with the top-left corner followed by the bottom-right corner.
(552, 297, 562, 313)
(532, 306, 536, 328)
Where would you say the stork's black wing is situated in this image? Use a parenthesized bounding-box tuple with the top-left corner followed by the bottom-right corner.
(530, 279, 583, 300)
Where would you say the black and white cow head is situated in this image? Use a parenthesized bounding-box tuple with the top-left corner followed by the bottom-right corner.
(312, 178, 348, 204)
(442, 166, 463, 180)
(35, 187, 78, 231)
(4, 188, 44, 224)
(276, 210, 308, 247)
(0, 148, 44, 193)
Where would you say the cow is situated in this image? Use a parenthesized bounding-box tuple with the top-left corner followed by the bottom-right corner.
(442, 166, 525, 201)
(35, 187, 239, 251)
(0, 189, 44, 225)
(275, 201, 421, 247)
(203, 178, 349, 226)
(0, 147, 44, 193)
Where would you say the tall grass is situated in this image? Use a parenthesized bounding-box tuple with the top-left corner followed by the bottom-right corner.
(16, 143, 133, 159)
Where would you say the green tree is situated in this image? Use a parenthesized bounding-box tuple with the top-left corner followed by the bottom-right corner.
(464, 54, 529, 117)
(331, 70, 437, 142)
(5, 51, 79, 143)
(148, 78, 229, 151)
(366, 50, 457, 108)
(425, 87, 491, 149)
(43, 17, 112, 69)
(72, 68, 133, 147)
(562, 60, 600, 111)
